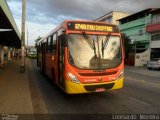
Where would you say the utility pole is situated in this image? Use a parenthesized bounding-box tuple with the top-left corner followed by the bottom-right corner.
(20, 0, 26, 73)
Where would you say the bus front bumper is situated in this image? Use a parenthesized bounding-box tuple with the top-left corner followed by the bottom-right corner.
(65, 77, 124, 94)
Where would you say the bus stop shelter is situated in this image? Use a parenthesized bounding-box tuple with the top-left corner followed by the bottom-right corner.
(0, 0, 21, 67)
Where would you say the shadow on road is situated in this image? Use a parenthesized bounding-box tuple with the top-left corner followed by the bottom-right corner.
(29, 59, 160, 114)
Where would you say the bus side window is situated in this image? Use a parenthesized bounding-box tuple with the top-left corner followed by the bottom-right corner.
(52, 34, 57, 54)
(37, 43, 39, 53)
(39, 42, 41, 53)
(50, 35, 53, 53)
(48, 37, 51, 53)
(45, 39, 48, 53)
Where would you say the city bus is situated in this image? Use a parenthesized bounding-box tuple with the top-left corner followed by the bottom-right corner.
(36, 20, 124, 94)
(28, 48, 37, 59)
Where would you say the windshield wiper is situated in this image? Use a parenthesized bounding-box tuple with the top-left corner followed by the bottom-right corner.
(101, 34, 111, 58)
(82, 31, 97, 57)
(92, 38, 96, 57)
(101, 40, 104, 58)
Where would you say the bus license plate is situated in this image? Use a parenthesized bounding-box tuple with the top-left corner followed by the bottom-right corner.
(95, 88, 105, 92)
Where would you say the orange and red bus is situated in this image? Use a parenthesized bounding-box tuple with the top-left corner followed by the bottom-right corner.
(36, 20, 124, 94)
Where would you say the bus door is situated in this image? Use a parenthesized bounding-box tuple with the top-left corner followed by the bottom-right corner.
(58, 34, 66, 88)
(42, 42, 46, 71)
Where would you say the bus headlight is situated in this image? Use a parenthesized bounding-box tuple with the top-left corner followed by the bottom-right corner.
(116, 69, 124, 80)
(68, 73, 80, 84)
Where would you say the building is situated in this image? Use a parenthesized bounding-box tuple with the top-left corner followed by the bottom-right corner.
(146, 9, 160, 59)
(0, 0, 21, 67)
(95, 11, 130, 25)
(118, 9, 153, 67)
(0, 0, 21, 47)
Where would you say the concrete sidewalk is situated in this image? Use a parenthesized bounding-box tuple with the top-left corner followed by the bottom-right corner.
(125, 65, 160, 78)
(0, 59, 34, 114)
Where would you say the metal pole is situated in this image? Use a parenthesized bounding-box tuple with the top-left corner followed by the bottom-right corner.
(20, 0, 26, 73)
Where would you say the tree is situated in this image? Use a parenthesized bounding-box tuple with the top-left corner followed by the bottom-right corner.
(35, 36, 42, 48)
(35, 36, 42, 42)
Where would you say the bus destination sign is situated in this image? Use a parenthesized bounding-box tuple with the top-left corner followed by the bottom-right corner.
(67, 22, 119, 32)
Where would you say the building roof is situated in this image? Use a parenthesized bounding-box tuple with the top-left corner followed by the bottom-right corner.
(148, 8, 160, 14)
(0, 0, 21, 48)
(94, 11, 130, 21)
(94, 11, 114, 21)
(117, 8, 154, 23)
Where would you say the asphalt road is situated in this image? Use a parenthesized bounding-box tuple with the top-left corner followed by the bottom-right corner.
(27, 59, 160, 116)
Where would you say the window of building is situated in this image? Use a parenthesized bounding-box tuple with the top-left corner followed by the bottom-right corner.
(152, 14, 160, 24)
(151, 33, 160, 41)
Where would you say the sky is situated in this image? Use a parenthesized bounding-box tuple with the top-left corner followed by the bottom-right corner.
(6, 0, 160, 46)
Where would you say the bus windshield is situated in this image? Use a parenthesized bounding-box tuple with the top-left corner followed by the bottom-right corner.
(68, 34, 122, 70)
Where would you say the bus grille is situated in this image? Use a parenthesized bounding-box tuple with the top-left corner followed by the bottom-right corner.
(84, 83, 115, 91)
(78, 71, 117, 76)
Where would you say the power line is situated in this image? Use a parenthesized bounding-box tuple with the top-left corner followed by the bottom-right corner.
(112, 0, 139, 12)
(116, 0, 139, 12)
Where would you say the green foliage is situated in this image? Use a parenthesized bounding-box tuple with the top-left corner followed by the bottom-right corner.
(35, 36, 42, 42)
(35, 36, 42, 48)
